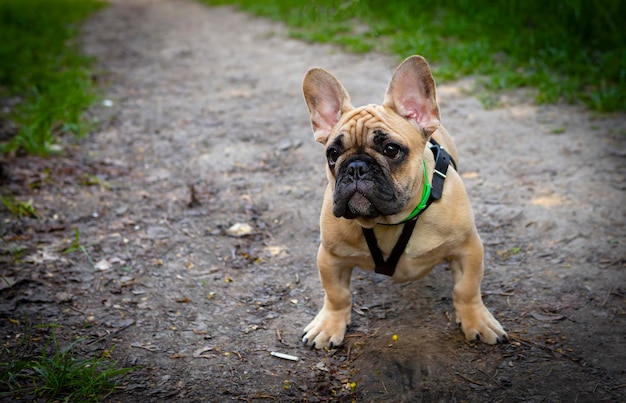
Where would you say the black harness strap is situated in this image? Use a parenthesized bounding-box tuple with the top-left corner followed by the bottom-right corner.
(363, 216, 418, 276)
(429, 144, 453, 200)
(362, 144, 453, 277)
(429, 138, 457, 171)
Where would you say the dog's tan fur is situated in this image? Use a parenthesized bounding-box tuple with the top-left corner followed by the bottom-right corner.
(302, 56, 506, 348)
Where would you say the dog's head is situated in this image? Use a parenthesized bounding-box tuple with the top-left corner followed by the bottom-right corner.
(302, 55, 441, 224)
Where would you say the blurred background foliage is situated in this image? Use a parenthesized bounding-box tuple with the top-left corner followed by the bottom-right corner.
(0, 0, 104, 155)
(0, 0, 623, 156)
(205, 0, 625, 111)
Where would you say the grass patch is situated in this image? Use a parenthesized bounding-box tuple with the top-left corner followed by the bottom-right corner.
(202, 0, 625, 112)
(1, 195, 39, 218)
(0, 0, 104, 156)
(1, 324, 134, 401)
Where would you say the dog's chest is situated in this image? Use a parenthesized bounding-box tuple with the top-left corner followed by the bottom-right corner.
(371, 225, 447, 282)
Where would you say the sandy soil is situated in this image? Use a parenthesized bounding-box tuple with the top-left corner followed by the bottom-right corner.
(1, 0, 625, 401)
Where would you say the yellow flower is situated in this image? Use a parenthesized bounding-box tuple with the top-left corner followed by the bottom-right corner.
(392, 334, 398, 342)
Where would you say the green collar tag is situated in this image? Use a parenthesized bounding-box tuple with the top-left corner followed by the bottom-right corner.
(397, 160, 431, 224)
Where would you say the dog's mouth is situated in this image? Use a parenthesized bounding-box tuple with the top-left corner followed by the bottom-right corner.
(344, 188, 378, 219)
(333, 181, 392, 219)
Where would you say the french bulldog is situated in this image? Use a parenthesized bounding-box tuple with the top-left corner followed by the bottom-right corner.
(301, 55, 507, 349)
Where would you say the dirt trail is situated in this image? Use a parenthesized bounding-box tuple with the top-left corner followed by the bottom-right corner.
(1, 0, 625, 401)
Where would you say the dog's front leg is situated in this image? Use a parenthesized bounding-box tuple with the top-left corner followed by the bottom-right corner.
(302, 245, 353, 349)
(450, 231, 508, 344)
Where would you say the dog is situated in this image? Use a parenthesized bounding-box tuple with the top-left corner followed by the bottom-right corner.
(301, 55, 507, 349)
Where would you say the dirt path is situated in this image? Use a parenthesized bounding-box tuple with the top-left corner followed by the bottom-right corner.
(2, 0, 625, 401)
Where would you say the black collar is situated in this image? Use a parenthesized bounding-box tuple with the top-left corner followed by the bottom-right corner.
(362, 143, 454, 276)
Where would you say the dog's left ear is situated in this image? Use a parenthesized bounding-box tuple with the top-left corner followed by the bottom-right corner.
(303, 68, 353, 144)
(383, 55, 441, 137)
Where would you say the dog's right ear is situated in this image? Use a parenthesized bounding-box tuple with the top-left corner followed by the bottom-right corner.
(302, 68, 353, 144)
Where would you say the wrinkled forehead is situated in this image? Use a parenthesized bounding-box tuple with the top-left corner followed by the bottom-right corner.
(337, 104, 385, 135)
(334, 104, 414, 144)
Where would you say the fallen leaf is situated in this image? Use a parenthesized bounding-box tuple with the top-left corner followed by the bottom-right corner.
(353, 306, 365, 316)
(95, 259, 111, 271)
(193, 346, 214, 358)
(315, 361, 329, 371)
(109, 256, 126, 265)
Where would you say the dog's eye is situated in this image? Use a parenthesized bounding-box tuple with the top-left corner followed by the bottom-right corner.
(383, 143, 401, 158)
(327, 147, 340, 166)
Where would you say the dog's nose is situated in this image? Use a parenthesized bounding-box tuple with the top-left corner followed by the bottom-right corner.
(346, 160, 369, 179)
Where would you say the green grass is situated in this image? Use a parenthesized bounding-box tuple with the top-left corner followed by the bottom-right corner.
(1, 195, 39, 218)
(202, 0, 625, 112)
(1, 324, 134, 401)
(0, 0, 104, 156)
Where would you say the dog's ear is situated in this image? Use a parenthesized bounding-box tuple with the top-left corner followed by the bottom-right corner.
(303, 68, 353, 144)
(383, 55, 440, 137)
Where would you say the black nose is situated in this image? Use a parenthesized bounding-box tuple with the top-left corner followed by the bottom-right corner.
(346, 160, 369, 179)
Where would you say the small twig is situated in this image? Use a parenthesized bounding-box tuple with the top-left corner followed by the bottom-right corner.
(483, 291, 515, 296)
(344, 332, 366, 339)
(602, 258, 623, 269)
(80, 245, 96, 269)
(349, 351, 365, 363)
(509, 333, 547, 349)
(251, 393, 276, 401)
(601, 287, 612, 307)
(66, 305, 86, 315)
(610, 384, 626, 391)
(88, 319, 137, 345)
(270, 351, 298, 361)
(509, 334, 582, 364)
(87, 330, 111, 346)
(187, 184, 201, 208)
(478, 368, 504, 388)
(455, 372, 485, 386)
(130, 342, 158, 352)
(156, 243, 178, 261)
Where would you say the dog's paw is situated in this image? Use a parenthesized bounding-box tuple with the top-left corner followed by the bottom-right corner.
(455, 303, 507, 345)
(302, 308, 350, 349)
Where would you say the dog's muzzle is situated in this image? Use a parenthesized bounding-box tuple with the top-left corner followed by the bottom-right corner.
(332, 156, 400, 219)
